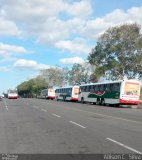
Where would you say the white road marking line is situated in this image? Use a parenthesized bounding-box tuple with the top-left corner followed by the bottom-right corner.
(52, 104, 142, 125)
(6, 106, 8, 110)
(106, 138, 142, 155)
(41, 109, 47, 112)
(4, 99, 8, 111)
(69, 121, 86, 129)
(33, 106, 39, 109)
(52, 114, 61, 118)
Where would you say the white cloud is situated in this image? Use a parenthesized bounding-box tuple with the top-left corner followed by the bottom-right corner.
(0, 17, 21, 36)
(2, 0, 91, 21)
(0, 43, 28, 54)
(55, 38, 91, 54)
(60, 57, 84, 65)
(127, 7, 142, 28)
(0, 66, 9, 72)
(35, 17, 72, 44)
(82, 7, 142, 39)
(66, 0, 92, 18)
(34, 17, 85, 44)
(0, 43, 30, 63)
(0, 54, 17, 63)
(1, 1, 142, 55)
(0, 0, 89, 45)
(14, 59, 50, 70)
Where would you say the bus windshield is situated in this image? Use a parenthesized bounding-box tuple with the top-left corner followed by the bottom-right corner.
(8, 90, 17, 94)
(74, 87, 79, 95)
(124, 82, 140, 96)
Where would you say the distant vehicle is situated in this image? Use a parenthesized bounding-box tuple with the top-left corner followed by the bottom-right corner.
(7, 90, 18, 99)
(78, 79, 141, 106)
(0, 96, 2, 101)
(55, 85, 80, 101)
(40, 88, 55, 100)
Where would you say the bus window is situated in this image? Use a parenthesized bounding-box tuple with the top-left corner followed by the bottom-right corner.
(95, 85, 99, 92)
(81, 86, 85, 92)
(83, 86, 86, 92)
(104, 84, 107, 91)
(84, 86, 87, 92)
(98, 85, 101, 91)
(90, 85, 94, 92)
(93, 85, 96, 92)
(110, 84, 114, 91)
(100, 85, 104, 92)
(106, 84, 110, 91)
(113, 83, 120, 91)
(68, 88, 71, 93)
(88, 86, 92, 92)
(86, 86, 90, 92)
(86, 86, 89, 92)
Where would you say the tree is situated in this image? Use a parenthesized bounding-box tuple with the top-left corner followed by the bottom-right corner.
(17, 77, 48, 97)
(67, 63, 92, 85)
(32, 77, 48, 95)
(88, 23, 142, 81)
(40, 67, 66, 87)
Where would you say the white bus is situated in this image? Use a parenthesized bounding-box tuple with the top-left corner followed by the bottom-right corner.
(40, 88, 55, 100)
(78, 79, 141, 106)
(7, 89, 18, 99)
(55, 86, 80, 101)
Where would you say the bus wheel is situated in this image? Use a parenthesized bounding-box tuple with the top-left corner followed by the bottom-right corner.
(101, 99, 105, 106)
(115, 104, 120, 107)
(81, 97, 85, 104)
(96, 98, 100, 105)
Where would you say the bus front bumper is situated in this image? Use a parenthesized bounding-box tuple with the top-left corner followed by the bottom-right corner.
(120, 99, 139, 105)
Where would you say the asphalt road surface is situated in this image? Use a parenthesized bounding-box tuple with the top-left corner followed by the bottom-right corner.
(0, 98, 142, 155)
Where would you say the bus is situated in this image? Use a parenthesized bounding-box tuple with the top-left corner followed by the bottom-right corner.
(55, 86, 80, 101)
(78, 79, 141, 106)
(40, 88, 55, 100)
(7, 89, 18, 99)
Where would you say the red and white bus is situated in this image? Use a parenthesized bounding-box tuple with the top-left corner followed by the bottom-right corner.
(7, 89, 18, 99)
(40, 88, 55, 100)
(55, 86, 80, 101)
(78, 79, 141, 106)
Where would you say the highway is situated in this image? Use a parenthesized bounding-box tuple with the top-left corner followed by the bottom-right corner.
(0, 98, 142, 155)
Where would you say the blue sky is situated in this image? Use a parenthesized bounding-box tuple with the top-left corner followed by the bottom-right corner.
(0, 0, 142, 94)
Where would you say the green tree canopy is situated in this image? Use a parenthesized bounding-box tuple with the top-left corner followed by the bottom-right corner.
(40, 67, 66, 87)
(67, 63, 92, 85)
(17, 77, 48, 97)
(88, 23, 142, 81)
